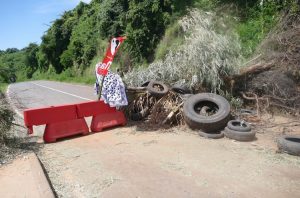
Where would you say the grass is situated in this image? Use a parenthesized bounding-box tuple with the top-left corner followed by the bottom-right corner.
(154, 22, 184, 61)
(0, 83, 8, 92)
(30, 65, 122, 86)
(31, 66, 95, 85)
(30, 47, 125, 86)
(236, 4, 280, 57)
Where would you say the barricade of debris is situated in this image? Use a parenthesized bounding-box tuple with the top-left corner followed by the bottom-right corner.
(126, 81, 186, 127)
(127, 80, 229, 131)
(123, 9, 300, 155)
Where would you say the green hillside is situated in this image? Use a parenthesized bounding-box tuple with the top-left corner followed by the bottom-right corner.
(0, 0, 299, 85)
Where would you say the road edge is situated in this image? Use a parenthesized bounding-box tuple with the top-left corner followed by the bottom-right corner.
(6, 84, 23, 118)
(5, 84, 56, 197)
(29, 152, 56, 198)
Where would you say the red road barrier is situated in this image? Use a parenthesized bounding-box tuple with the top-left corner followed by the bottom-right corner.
(91, 111, 126, 132)
(44, 119, 89, 143)
(24, 104, 89, 143)
(23, 100, 126, 143)
(24, 104, 78, 134)
(76, 100, 126, 132)
(76, 100, 116, 117)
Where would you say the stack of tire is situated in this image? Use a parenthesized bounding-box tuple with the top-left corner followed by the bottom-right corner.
(224, 120, 256, 141)
(183, 93, 231, 139)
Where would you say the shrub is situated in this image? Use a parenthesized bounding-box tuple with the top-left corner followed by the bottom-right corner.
(154, 22, 184, 61)
(124, 9, 242, 92)
(0, 93, 14, 145)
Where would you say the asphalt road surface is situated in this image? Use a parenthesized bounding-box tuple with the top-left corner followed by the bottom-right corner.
(7, 80, 300, 198)
(8, 80, 96, 138)
(8, 80, 96, 115)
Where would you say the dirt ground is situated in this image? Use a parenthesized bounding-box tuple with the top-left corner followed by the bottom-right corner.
(35, 115, 300, 198)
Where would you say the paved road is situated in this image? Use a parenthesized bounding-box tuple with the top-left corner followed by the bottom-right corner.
(7, 80, 300, 198)
(8, 80, 96, 138)
(8, 80, 96, 115)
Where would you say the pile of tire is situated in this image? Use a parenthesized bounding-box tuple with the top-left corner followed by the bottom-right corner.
(146, 81, 192, 96)
(224, 120, 255, 141)
(183, 93, 231, 139)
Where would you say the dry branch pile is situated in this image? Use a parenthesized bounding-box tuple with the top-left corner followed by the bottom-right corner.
(231, 11, 300, 114)
(126, 91, 186, 127)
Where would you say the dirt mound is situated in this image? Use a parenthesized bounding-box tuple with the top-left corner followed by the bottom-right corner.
(247, 70, 300, 113)
(248, 70, 298, 99)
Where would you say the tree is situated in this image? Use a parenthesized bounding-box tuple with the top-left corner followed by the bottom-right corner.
(24, 43, 39, 78)
(5, 48, 19, 54)
(39, 10, 80, 73)
(125, 0, 172, 62)
(98, 0, 128, 38)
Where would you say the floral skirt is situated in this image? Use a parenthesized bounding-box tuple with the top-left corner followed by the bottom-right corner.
(95, 71, 128, 107)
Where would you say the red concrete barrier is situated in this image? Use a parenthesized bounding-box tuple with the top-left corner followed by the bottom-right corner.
(76, 101, 126, 132)
(23, 104, 88, 143)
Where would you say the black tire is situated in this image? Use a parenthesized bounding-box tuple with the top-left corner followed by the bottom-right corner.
(9, 75, 16, 83)
(224, 127, 256, 141)
(171, 84, 192, 94)
(147, 81, 169, 97)
(131, 107, 150, 121)
(198, 131, 224, 139)
(183, 93, 231, 132)
(227, 120, 251, 132)
(180, 94, 193, 101)
(277, 135, 300, 156)
(240, 109, 256, 115)
(141, 81, 150, 87)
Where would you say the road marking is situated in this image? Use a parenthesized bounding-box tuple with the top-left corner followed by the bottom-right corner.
(58, 81, 92, 88)
(31, 82, 93, 101)
(6, 84, 24, 118)
(40, 80, 92, 88)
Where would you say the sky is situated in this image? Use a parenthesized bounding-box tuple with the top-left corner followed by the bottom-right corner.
(0, 0, 91, 50)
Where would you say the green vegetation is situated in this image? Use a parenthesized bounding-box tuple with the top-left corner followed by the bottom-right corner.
(0, 92, 14, 158)
(234, 1, 282, 57)
(124, 10, 242, 92)
(0, 48, 26, 84)
(31, 67, 95, 84)
(0, 0, 299, 86)
(154, 22, 184, 61)
(0, 83, 7, 93)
